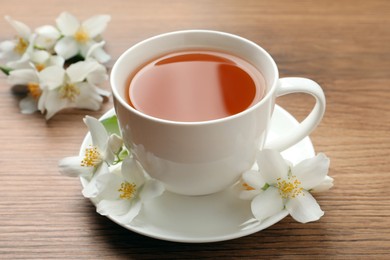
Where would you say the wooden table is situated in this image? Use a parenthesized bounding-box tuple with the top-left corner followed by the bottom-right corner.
(1, 0, 389, 258)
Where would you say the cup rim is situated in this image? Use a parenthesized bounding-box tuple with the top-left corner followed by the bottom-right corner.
(111, 29, 279, 126)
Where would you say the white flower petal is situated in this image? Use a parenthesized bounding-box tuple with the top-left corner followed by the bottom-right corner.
(39, 65, 65, 90)
(251, 186, 284, 223)
(95, 169, 124, 200)
(82, 15, 111, 38)
(5, 16, 31, 39)
(79, 42, 92, 58)
(113, 200, 142, 225)
(242, 170, 266, 190)
(83, 115, 109, 151)
(0, 40, 16, 53)
(58, 156, 91, 177)
(97, 199, 132, 217)
(95, 87, 111, 97)
(311, 176, 334, 193)
(34, 25, 60, 49)
(239, 189, 262, 200)
(26, 34, 36, 51)
(37, 88, 47, 113)
(6, 55, 32, 70)
(286, 190, 324, 223)
(56, 12, 80, 36)
(91, 46, 111, 63)
(86, 41, 111, 63)
(0, 40, 20, 61)
(42, 90, 67, 119)
(49, 55, 65, 67)
(85, 41, 104, 59)
(30, 50, 50, 64)
(74, 99, 101, 113)
(121, 157, 146, 187)
(257, 149, 290, 184)
(66, 60, 100, 83)
(35, 25, 61, 39)
(85, 62, 107, 85)
(74, 83, 103, 110)
(139, 179, 165, 203)
(7, 69, 38, 85)
(108, 134, 123, 155)
(104, 150, 115, 166)
(82, 163, 110, 198)
(54, 37, 79, 60)
(19, 96, 38, 114)
(292, 153, 330, 190)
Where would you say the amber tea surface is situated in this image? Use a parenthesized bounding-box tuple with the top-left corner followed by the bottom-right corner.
(127, 50, 266, 122)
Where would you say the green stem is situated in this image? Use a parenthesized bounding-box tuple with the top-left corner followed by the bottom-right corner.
(111, 147, 129, 165)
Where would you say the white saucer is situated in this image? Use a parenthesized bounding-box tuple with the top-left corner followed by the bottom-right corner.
(79, 105, 315, 243)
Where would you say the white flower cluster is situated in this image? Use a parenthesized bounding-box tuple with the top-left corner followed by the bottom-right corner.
(240, 149, 333, 224)
(58, 115, 332, 226)
(59, 116, 165, 224)
(0, 12, 111, 119)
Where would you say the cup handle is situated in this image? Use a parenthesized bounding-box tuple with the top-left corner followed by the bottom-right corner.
(264, 77, 326, 152)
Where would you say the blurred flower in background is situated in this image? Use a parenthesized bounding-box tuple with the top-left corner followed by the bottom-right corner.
(0, 12, 111, 120)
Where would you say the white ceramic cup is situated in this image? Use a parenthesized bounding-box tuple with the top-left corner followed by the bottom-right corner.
(111, 30, 325, 196)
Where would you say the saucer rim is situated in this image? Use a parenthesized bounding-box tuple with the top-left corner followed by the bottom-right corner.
(79, 105, 315, 243)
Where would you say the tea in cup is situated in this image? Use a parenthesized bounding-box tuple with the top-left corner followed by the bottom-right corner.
(111, 30, 325, 196)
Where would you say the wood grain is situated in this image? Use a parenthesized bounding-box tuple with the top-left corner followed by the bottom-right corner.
(1, 0, 390, 258)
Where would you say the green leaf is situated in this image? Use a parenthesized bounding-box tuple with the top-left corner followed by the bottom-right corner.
(101, 115, 121, 136)
(0, 65, 12, 76)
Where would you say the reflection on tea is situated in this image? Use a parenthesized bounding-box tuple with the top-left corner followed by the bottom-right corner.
(127, 51, 266, 122)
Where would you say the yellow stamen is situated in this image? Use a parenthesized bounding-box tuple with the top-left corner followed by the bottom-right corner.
(74, 28, 89, 43)
(243, 183, 255, 191)
(118, 182, 137, 200)
(35, 63, 45, 72)
(59, 83, 80, 101)
(80, 146, 102, 167)
(14, 37, 28, 55)
(27, 82, 41, 100)
(277, 175, 304, 199)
